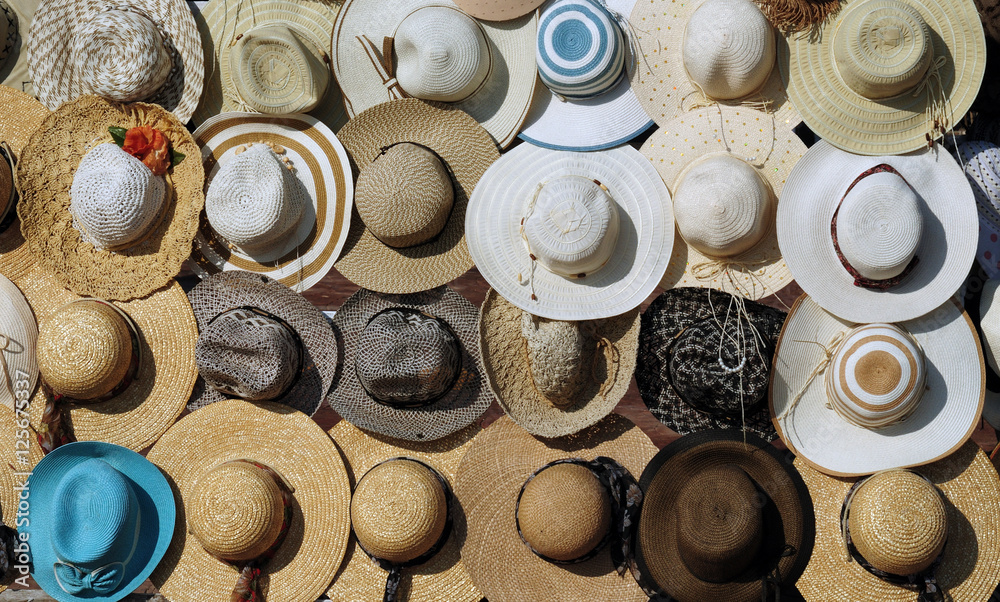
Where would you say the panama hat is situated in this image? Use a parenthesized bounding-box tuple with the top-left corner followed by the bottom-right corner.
(326, 421, 482, 602)
(958, 141, 1000, 279)
(780, 0, 985, 155)
(21, 441, 175, 602)
(26, 0, 203, 123)
(644, 107, 805, 300)
(190, 112, 353, 292)
(467, 142, 673, 321)
(0, 88, 45, 281)
(0, 273, 36, 411)
(453, 0, 544, 20)
(329, 286, 491, 442)
(334, 99, 499, 295)
(794, 441, 1000, 601)
(777, 140, 977, 324)
(331, 0, 537, 150)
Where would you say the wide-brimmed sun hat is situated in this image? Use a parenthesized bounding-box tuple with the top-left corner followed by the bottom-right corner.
(0, 87, 47, 281)
(452, 0, 544, 20)
(976, 278, 1000, 429)
(334, 99, 499, 295)
(148, 399, 352, 602)
(478, 288, 639, 438)
(958, 140, 1000, 279)
(331, 0, 537, 149)
(0, 272, 36, 410)
(770, 294, 983, 477)
(467, 142, 673, 321)
(190, 112, 353, 292)
(0, 403, 42, 595)
(777, 140, 977, 324)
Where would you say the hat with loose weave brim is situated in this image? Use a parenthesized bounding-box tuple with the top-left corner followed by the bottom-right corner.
(770, 294, 984, 477)
(190, 111, 353, 292)
(0, 87, 47, 281)
(331, 0, 537, 149)
(334, 99, 499, 295)
(326, 421, 483, 602)
(478, 288, 640, 438)
(957, 141, 1000, 279)
(148, 399, 352, 602)
(329, 286, 492, 442)
(794, 441, 1000, 601)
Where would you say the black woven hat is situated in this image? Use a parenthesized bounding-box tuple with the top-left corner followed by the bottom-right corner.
(636, 287, 786, 440)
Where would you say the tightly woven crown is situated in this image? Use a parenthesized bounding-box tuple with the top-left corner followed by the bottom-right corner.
(229, 25, 329, 115)
(536, 0, 625, 99)
(520, 312, 593, 408)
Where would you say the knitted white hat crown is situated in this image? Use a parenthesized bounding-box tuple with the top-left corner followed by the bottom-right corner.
(228, 25, 330, 115)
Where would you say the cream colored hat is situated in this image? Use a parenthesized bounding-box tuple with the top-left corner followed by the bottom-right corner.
(332, 0, 537, 149)
(0, 273, 36, 410)
(453, 0, 544, 20)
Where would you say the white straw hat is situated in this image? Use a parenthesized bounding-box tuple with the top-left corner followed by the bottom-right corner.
(452, 0, 545, 20)
(466, 142, 673, 321)
(770, 294, 984, 477)
(958, 140, 1000, 278)
(777, 140, 977, 324)
(0, 272, 36, 410)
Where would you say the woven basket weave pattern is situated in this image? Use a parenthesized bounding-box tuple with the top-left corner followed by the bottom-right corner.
(520, 312, 590, 408)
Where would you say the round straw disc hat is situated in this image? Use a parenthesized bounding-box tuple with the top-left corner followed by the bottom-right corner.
(478, 288, 639, 438)
(452, 0, 544, 20)
(777, 140, 977, 324)
(0, 403, 43, 594)
(779, 0, 986, 155)
(190, 112, 353, 292)
(148, 399, 351, 602)
(326, 421, 482, 602)
(795, 441, 1000, 601)
(455, 414, 656, 602)
(467, 143, 673, 321)
(0, 273, 37, 410)
(0, 87, 47, 281)
(958, 140, 1000, 279)
(644, 107, 805, 300)
(770, 294, 984, 477)
(331, 0, 537, 149)
(334, 99, 499, 295)
(26, 0, 203, 123)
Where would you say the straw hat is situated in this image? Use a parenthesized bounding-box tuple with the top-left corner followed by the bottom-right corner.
(334, 99, 499, 295)
(795, 441, 1000, 601)
(193, 0, 348, 132)
(452, 0, 544, 20)
(643, 107, 805, 300)
(329, 286, 492, 442)
(326, 421, 482, 602)
(770, 294, 983, 477)
(190, 112, 353, 292)
(26, 0, 203, 123)
(0, 273, 36, 411)
(186, 270, 337, 416)
(478, 288, 639, 438)
(0, 402, 43, 594)
(466, 142, 673, 321)
(958, 141, 1000, 279)
(777, 140, 977, 324)
(780, 0, 985, 155)
(148, 399, 352, 602)
(0, 0, 15, 78)
(331, 0, 537, 149)
(455, 414, 657, 602)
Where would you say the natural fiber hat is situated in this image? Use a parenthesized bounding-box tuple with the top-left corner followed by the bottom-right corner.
(467, 143, 673, 321)
(193, 0, 348, 132)
(777, 140, 977, 324)
(148, 399, 352, 602)
(958, 141, 1000, 279)
(780, 0, 986, 155)
(16, 95, 204, 301)
(190, 112, 353, 292)
(0, 273, 36, 410)
(455, 414, 657, 602)
(26, 0, 203, 123)
(186, 270, 337, 416)
(452, 0, 544, 20)
(770, 294, 984, 477)
(644, 107, 806, 300)
(478, 288, 639, 438)
(21, 441, 175, 602)
(329, 286, 491, 442)
(795, 441, 1000, 601)
(326, 421, 482, 602)
(0, 0, 15, 76)
(0, 402, 43, 593)
(0, 87, 47, 281)
(635, 430, 814, 602)
(332, 0, 537, 149)
(517, 0, 654, 151)
(334, 99, 499, 295)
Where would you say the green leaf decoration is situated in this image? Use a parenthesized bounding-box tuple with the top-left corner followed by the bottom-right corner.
(171, 149, 186, 167)
(108, 126, 128, 146)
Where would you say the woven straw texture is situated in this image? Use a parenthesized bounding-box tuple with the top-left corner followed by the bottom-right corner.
(959, 141, 1000, 279)
(453, 0, 543, 20)
(335, 99, 499, 295)
(518, 462, 611, 560)
(148, 399, 351, 602)
(27, 0, 203, 123)
(0, 273, 37, 410)
(795, 441, 1000, 601)
(771, 294, 984, 477)
(479, 288, 639, 438)
(17, 96, 204, 301)
(0, 404, 42, 594)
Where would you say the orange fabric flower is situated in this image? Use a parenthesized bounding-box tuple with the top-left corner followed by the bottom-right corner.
(122, 126, 171, 176)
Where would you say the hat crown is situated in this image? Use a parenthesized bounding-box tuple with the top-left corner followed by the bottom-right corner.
(394, 7, 490, 103)
(71, 143, 167, 250)
(229, 25, 329, 115)
(518, 462, 611, 561)
(682, 0, 776, 100)
(520, 311, 591, 408)
(355, 143, 454, 248)
(536, 0, 625, 99)
(351, 459, 448, 563)
(74, 9, 172, 102)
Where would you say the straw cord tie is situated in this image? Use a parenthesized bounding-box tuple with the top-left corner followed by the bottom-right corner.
(582, 320, 620, 397)
(776, 331, 846, 422)
(910, 56, 948, 149)
(691, 256, 775, 300)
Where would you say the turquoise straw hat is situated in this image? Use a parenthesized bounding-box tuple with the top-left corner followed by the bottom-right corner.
(20, 441, 175, 602)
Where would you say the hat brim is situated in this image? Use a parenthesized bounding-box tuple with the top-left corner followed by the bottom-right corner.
(0, 404, 43, 595)
(0, 274, 36, 410)
(453, 0, 545, 20)
(959, 141, 1000, 279)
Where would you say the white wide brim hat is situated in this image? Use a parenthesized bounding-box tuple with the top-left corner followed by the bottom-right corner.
(777, 140, 977, 324)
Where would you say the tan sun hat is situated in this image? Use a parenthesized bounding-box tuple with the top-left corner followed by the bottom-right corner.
(0, 404, 43, 594)
(452, 0, 544, 20)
